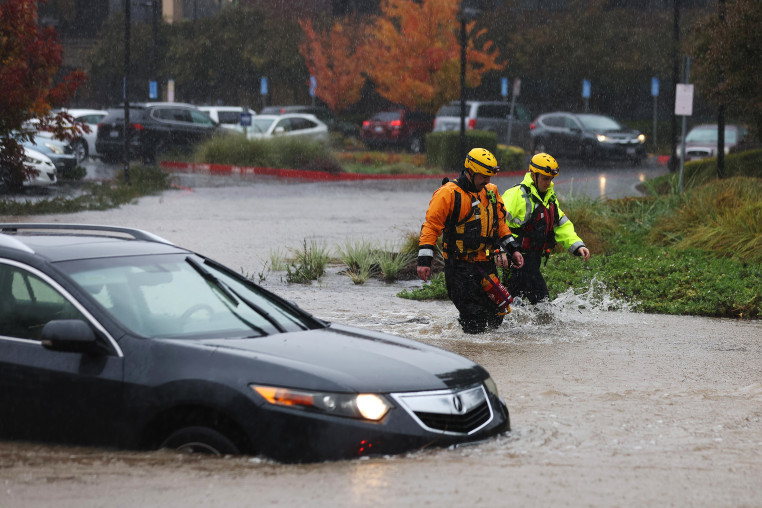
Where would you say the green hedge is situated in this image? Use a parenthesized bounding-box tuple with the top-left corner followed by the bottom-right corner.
(425, 130, 498, 171)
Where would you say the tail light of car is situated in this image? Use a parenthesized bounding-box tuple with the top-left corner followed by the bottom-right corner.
(433, 118, 438, 129)
(390, 119, 401, 129)
(362, 120, 370, 128)
(467, 118, 476, 130)
(529, 122, 536, 130)
(130, 123, 145, 131)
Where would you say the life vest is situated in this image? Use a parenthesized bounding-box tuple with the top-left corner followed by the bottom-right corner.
(510, 184, 559, 253)
(442, 178, 501, 263)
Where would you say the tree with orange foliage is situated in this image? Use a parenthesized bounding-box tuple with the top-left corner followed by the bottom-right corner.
(298, 17, 367, 114)
(0, 0, 86, 190)
(361, 0, 505, 114)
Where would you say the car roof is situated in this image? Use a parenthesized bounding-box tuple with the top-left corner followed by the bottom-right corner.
(0, 224, 186, 262)
(62, 109, 108, 116)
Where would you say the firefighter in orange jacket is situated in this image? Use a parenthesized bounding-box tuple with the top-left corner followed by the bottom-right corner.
(417, 148, 524, 334)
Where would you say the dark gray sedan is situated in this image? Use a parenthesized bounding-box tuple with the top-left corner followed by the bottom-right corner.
(0, 224, 510, 462)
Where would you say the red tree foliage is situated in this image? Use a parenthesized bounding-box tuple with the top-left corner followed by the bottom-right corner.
(0, 0, 87, 187)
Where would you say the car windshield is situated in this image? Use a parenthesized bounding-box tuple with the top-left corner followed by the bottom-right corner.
(577, 115, 622, 131)
(250, 117, 276, 133)
(436, 105, 462, 117)
(686, 126, 737, 144)
(372, 111, 402, 122)
(57, 253, 318, 339)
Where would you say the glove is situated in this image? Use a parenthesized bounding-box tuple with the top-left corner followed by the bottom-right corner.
(497, 235, 519, 255)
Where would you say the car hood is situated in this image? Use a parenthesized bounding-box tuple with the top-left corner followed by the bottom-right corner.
(187, 323, 487, 393)
(593, 127, 640, 139)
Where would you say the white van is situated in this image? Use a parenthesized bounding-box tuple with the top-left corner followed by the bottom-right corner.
(199, 106, 256, 133)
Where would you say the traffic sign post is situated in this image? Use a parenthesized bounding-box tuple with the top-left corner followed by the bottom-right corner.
(675, 56, 692, 194)
(582, 79, 591, 112)
(239, 110, 252, 137)
(651, 77, 659, 150)
(260, 77, 268, 108)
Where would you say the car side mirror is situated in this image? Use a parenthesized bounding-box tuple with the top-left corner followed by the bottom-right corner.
(41, 319, 106, 355)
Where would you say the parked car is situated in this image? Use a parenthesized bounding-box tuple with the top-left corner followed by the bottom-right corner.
(360, 109, 434, 153)
(432, 100, 533, 149)
(95, 103, 219, 163)
(676, 124, 757, 161)
(199, 106, 257, 134)
(61, 109, 108, 162)
(260, 105, 335, 129)
(0, 223, 510, 462)
(0, 148, 57, 193)
(529, 112, 647, 164)
(246, 113, 329, 143)
(20, 134, 77, 176)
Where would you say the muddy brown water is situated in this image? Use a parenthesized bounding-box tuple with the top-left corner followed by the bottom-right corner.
(2, 175, 760, 507)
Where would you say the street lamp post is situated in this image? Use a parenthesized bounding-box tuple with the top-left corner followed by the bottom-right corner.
(459, 1, 480, 159)
(123, 0, 131, 184)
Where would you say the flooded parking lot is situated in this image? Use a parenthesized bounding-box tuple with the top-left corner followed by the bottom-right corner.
(2, 169, 760, 507)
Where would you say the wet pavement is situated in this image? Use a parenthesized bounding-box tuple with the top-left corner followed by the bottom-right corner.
(2, 158, 759, 508)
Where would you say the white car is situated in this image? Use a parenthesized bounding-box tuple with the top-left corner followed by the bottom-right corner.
(22, 147, 58, 187)
(59, 109, 108, 162)
(246, 113, 329, 143)
(199, 106, 256, 133)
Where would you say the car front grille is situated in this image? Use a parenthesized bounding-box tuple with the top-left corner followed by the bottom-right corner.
(392, 384, 494, 435)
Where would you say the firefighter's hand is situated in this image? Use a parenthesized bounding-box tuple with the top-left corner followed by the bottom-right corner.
(511, 251, 524, 269)
(496, 253, 509, 268)
(417, 266, 431, 283)
(577, 247, 591, 262)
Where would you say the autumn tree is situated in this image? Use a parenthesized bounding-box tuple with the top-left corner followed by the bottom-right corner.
(360, 0, 505, 114)
(689, 0, 762, 137)
(298, 16, 367, 114)
(0, 0, 86, 190)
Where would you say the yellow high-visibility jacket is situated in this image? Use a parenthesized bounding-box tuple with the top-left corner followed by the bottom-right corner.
(501, 173, 585, 254)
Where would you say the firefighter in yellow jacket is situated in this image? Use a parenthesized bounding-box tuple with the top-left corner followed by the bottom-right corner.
(417, 148, 524, 334)
(501, 152, 590, 304)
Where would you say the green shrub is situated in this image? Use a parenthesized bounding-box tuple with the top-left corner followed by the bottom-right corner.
(425, 130, 498, 171)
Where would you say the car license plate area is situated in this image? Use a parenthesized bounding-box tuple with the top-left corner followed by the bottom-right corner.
(626, 147, 636, 155)
(110, 130, 120, 138)
(374, 126, 384, 133)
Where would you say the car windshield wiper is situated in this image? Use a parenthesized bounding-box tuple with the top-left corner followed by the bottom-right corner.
(187, 257, 288, 333)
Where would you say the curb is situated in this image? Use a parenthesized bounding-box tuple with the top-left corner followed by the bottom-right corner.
(160, 161, 526, 182)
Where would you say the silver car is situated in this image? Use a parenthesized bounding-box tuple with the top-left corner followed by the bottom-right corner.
(432, 100, 533, 150)
(246, 113, 329, 143)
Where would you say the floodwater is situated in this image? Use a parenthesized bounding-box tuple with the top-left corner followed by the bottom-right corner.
(2, 169, 760, 507)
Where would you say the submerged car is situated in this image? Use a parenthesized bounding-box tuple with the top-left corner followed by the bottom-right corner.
(0, 224, 510, 462)
(530, 112, 647, 163)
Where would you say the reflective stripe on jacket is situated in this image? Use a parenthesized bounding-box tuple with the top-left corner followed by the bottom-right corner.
(501, 173, 585, 254)
(419, 180, 511, 264)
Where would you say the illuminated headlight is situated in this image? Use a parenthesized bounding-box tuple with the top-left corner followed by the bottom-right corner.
(483, 376, 500, 398)
(44, 142, 64, 154)
(251, 385, 391, 421)
(596, 134, 608, 143)
(638, 134, 646, 143)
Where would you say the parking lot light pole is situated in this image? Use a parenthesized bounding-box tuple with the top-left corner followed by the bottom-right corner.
(123, 0, 131, 185)
(459, 1, 480, 159)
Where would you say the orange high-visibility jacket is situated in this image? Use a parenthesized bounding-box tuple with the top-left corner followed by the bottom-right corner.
(418, 180, 511, 265)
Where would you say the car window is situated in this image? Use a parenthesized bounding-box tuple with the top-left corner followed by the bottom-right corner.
(290, 118, 317, 131)
(154, 108, 192, 123)
(275, 118, 292, 132)
(436, 104, 462, 117)
(564, 117, 580, 129)
(373, 111, 403, 122)
(216, 111, 240, 125)
(0, 263, 86, 340)
(251, 118, 275, 133)
(513, 105, 531, 123)
(477, 104, 510, 119)
(577, 114, 621, 131)
(59, 254, 309, 338)
(190, 109, 215, 126)
(542, 115, 565, 128)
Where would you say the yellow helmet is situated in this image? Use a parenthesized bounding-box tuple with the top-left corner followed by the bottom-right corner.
(529, 153, 559, 177)
(464, 148, 500, 176)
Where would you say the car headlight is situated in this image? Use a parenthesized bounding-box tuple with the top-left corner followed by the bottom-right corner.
(44, 142, 64, 154)
(251, 385, 391, 421)
(596, 133, 608, 143)
(638, 134, 646, 143)
(484, 376, 500, 398)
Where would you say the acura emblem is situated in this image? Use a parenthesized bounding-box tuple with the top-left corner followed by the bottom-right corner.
(452, 394, 464, 413)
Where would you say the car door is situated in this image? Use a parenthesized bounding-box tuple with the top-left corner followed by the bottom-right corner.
(561, 115, 585, 155)
(0, 261, 124, 446)
(539, 114, 568, 155)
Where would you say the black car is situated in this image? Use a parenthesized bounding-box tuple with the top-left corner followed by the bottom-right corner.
(95, 103, 219, 163)
(530, 112, 647, 163)
(0, 223, 510, 463)
(361, 109, 434, 153)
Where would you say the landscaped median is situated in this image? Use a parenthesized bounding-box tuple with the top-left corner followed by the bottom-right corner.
(160, 160, 466, 181)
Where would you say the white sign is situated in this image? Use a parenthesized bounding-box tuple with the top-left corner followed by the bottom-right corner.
(167, 79, 175, 103)
(513, 78, 521, 97)
(675, 84, 694, 116)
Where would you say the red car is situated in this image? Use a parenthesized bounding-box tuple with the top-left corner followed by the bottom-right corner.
(361, 109, 434, 153)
